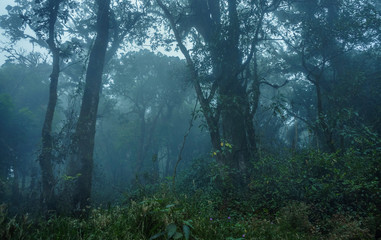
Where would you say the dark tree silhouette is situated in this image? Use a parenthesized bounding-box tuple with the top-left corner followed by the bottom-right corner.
(67, 0, 110, 212)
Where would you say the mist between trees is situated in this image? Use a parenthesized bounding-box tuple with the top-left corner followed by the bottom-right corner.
(0, 0, 380, 239)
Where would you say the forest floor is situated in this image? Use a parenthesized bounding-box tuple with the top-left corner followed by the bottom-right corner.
(1, 149, 380, 239)
(0, 191, 378, 240)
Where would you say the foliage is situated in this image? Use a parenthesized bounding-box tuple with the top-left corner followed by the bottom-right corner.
(249, 148, 380, 218)
(0, 62, 50, 213)
(0, 0, 379, 239)
(0, 184, 377, 239)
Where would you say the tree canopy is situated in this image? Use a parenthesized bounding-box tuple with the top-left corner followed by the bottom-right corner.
(0, 0, 380, 238)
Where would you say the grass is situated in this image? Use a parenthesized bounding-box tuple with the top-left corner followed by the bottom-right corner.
(0, 192, 375, 240)
(1, 148, 379, 239)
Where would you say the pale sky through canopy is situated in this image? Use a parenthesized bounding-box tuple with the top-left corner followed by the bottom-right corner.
(0, 0, 16, 65)
(0, 0, 183, 65)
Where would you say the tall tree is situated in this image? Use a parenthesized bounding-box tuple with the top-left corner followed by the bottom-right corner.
(155, 0, 282, 187)
(67, 0, 110, 212)
(0, 0, 75, 211)
(279, 0, 381, 151)
(37, 0, 64, 212)
(110, 50, 190, 177)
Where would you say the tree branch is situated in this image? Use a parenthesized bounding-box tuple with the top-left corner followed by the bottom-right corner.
(259, 79, 289, 89)
(172, 99, 198, 190)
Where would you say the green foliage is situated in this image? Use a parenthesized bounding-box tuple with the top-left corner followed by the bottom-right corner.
(249, 148, 380, 219)
(324, 214, 373, 240)
(0, 189, 376, 240)
(2, 127, 377, 239)
(276, 201, 312, 233)
(0, 62, 50, 212)
(63, 173, 82, 181)
(0, 204, 32, 240)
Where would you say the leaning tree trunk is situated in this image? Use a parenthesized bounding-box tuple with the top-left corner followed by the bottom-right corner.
(38, 0, 61, 212)
(69, 0, 110, 212)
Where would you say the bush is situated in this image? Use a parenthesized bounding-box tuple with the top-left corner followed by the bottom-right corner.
(0, 147, 378, 239)
(248, 149, 380, 219)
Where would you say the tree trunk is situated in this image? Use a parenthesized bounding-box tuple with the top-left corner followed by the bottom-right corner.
(69, 0, 110, 212)
(135, 109, 146, 175)
(316, 79, 336, 153)
(156, 0, 259, 186)
(215, 0, 255, 182)
(38, 0, 61, 212)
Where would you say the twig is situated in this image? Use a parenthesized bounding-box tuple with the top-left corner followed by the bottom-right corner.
(172, 99, 198, 190)
(259, 79, 289, 89)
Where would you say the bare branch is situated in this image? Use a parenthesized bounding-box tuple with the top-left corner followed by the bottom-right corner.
(259, 79, 289, 89)
(172, 99, 198, 189)
(284, 108, 311, 127)
(60, 60, 83, 72)
(156, 0, 215, 117)
(241, 13, 265, 73)
(264, 0, 283, 13)
(206, 81, 218, 103)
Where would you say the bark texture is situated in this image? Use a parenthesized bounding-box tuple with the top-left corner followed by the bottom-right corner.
(156, 0, 281, 187)
(38, 0, 61, 212)
(69, 0, 110, 212)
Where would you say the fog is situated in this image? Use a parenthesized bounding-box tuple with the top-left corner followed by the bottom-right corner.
(0, 0, 13, 64)
(0, 0, 380, 239)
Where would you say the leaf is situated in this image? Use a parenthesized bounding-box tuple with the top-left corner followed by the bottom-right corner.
(173, 232, 183, 239)
(166, 223, 177, 238)
(165, 204, 175, 209)
(149, 231, 165, 240)
(165, 176, 173, 181)
(183, 220, 194, 228)
(183, 224, 191, 240)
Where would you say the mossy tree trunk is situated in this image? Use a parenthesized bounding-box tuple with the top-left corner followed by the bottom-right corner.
(38, 0, 62, 212)
(156, 0, 280, 188)
(68, 0, 110, 213)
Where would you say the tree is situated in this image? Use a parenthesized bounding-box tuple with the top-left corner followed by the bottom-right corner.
(0, 0, 78, 211)
(0, 61, 51, 214)
(155, 0, 282, 188)
(37, 0, 65, 212)
(66, 0, 110, 212)
(279, 0, 381, 152)
(110, 50, 191, 177)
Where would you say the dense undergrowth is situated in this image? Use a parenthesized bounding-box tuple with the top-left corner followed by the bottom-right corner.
(1, 148, 380, 240)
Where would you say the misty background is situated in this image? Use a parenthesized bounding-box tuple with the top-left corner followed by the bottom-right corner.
(0, 0, 380, 239)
